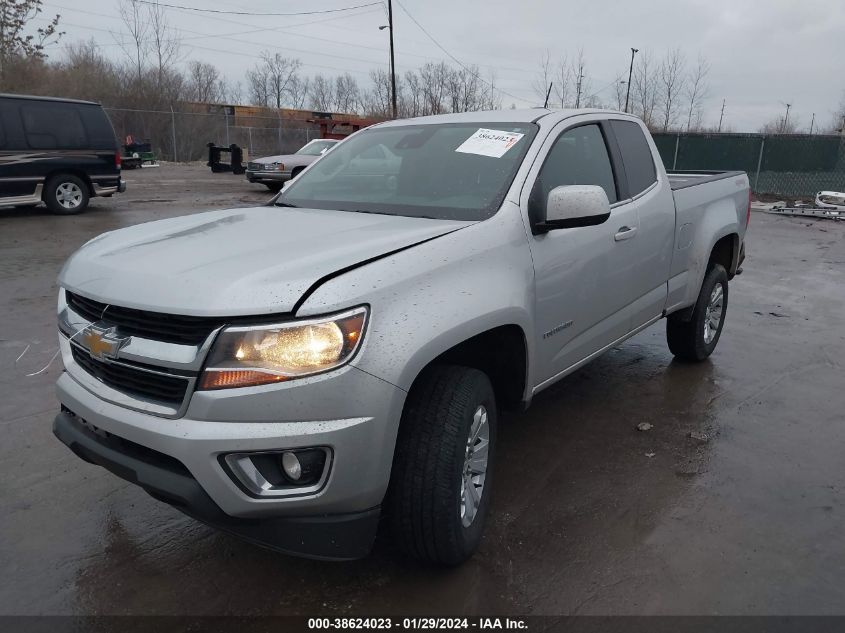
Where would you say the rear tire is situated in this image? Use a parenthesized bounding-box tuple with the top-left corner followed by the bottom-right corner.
(44, 174, 89, 215)
(388, 365, 497, 566)
(667, 264, 729, 361)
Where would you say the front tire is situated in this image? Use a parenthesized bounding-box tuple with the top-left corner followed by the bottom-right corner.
(667, 264, 729, 361)
(265, 182, 283, 192)
(388, 365, 497, 565)
(44, 174, 89, 214)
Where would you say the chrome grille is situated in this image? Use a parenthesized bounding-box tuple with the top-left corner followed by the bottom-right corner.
(66, 291, 223, 345)
(71, 344, 190, 407)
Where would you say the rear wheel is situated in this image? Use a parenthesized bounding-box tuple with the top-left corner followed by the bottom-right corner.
(667, 264, 729, 361)
(44, 174, 89, 214)
(388, 365, 497, 566)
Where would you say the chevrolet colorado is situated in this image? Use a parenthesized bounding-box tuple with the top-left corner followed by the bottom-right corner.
(53, 109, 749, 565)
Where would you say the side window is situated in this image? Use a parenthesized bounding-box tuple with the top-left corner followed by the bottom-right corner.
(21, 103, 87, 150)
(610, 120, 657, 196)
(0, 110, 6, 148)
(78, 105, 117, 149)
(530, 124, 617, 222)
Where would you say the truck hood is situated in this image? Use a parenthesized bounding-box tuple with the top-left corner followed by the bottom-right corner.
(59, 206, 468, 316)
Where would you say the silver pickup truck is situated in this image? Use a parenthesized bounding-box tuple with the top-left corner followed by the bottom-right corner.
(53, 109, 749, 565)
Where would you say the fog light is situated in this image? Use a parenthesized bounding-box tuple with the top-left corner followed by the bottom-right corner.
(280, 449, 327, 485)
(281, 451, 302, 481)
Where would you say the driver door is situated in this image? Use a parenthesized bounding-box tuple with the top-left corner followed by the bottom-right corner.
(525, 120, 640, 389)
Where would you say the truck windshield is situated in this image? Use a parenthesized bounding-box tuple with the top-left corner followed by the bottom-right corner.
(276, 122, 538, 221)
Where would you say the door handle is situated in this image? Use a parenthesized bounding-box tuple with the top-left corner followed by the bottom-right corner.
(614, 226, 638, 241)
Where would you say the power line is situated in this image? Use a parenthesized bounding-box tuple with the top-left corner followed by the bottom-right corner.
(131, 0, 383, 17)
(393, 0, 531, 105)
(42, 1, 539, 98)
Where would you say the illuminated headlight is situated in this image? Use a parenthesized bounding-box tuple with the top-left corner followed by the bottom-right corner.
(199, 306, 367, 390)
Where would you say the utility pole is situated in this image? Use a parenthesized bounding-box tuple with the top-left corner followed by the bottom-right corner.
(718, 99, 726, 132)
(624, 47, 638, 113)
(387, 0, 397, 119)
(575, 72, 585, 108)
(782, 102, 792, 133)
(809, 112, 815, 135)
(379, 2, 398, 118)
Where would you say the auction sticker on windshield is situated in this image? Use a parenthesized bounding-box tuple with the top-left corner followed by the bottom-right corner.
(455, 128, 525, 158)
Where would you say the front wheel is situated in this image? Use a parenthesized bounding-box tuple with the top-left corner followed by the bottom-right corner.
(667, 264, 729, 361)
(264, 182, 283, 192)
(388, 365, 497, 565)
(44, 174, 89, 214)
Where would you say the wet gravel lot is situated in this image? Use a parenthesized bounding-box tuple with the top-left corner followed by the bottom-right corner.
(1, 165, 844, 617)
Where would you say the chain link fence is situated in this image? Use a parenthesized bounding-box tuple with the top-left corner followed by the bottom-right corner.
(102, 107, 845, 198)
(104, 107, 318, 163)
(653, 132, 845, 197)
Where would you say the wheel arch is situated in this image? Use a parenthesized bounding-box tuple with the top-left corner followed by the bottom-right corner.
(406, 323, 529, 412)
(43, 169, 94, 197)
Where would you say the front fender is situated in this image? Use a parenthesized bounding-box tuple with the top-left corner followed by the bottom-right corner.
(296, 205, 536, 400)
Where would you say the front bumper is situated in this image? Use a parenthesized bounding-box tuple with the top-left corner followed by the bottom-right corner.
(246, 170, 291, 184)
(54, 356, 407, 558)
(53, 409, 380, 560)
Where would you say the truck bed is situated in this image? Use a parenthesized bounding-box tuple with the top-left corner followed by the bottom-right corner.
(667, 170, 746, 190)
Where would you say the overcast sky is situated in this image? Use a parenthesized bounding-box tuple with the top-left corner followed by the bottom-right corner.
(36, 0, 845, 132)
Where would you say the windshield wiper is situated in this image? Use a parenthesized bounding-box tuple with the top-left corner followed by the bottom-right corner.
(274, 201, 298, 208)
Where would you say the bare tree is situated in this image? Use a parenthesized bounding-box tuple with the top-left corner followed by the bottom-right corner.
(288, 74, 309, 109)
(403, 69, 423, 117)
(247, 52, 302, 109)
(552, 55, 569, 108)
(760, 113, 799, 135)
(532, 49, 553, 105)
(571, 48, 590, 108)
(658, 47, 686, 132)
(186, 60, 221, 103)
(0, 0, 62, 86)
(309, 73, 333, 111)
(246, 64, 271, 107)
(116, 0, 147, 82)
(631, 49, 659, 128)
(684, 55, 710, 131)
(362, 68, 392, 117)
(448, 65, 483, 112)
(420, 61, 450, 115)
(334, 73, 359, 113)
(262, 52, 301, 109)
(147, 0, 181, 90)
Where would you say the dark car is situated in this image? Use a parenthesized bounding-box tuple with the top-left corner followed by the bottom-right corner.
(0, 94, 125, 214)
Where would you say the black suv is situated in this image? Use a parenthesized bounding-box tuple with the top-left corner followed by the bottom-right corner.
(0, 94, 125, 214)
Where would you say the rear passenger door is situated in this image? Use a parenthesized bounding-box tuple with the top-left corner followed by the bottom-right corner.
(606, 119, 676, 330)
(524, 119, 643, 388)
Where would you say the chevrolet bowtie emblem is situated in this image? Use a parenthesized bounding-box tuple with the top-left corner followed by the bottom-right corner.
(81, 326, 129, 361)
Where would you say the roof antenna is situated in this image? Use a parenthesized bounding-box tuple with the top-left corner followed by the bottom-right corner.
(543, 82, 553, 108)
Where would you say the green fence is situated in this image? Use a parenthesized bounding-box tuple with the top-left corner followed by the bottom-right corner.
(652, 132, 845, 197)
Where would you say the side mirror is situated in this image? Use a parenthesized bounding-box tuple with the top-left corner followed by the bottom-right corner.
(536, 185, 611, 232)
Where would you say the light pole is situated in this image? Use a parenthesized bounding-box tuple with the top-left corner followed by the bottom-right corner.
(624, 47, 638, 114)
(378, 0, 398, 119)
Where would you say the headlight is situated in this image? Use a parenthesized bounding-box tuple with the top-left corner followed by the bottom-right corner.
(199, 306, 367, 390)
